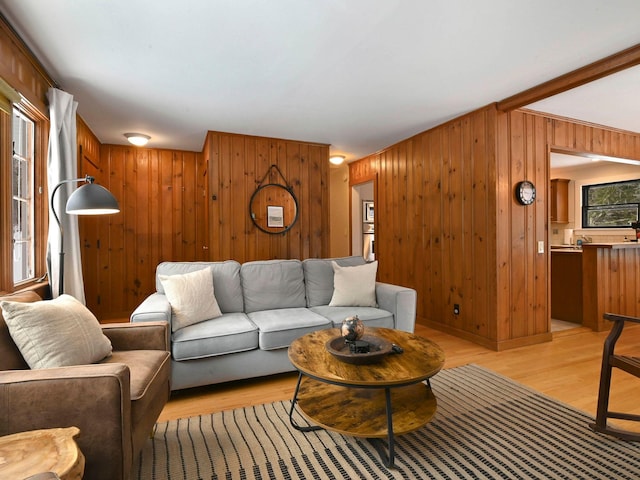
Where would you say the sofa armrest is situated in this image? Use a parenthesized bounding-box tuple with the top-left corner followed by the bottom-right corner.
(130, 293, 172, 325)
(0, 364, 132, 480)
(102, 321, 169, 351)
(376, 282, 417, 333)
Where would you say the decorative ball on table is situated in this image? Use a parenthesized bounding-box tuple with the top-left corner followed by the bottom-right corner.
(326, 316, 392, 364)
(341, 315, 369, 353)
(341, 315, 364, 341)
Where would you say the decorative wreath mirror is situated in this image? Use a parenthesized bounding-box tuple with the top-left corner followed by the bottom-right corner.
(249, 165, 299, 234)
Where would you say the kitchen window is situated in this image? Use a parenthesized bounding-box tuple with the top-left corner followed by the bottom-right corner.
(582, 179, 640, 228)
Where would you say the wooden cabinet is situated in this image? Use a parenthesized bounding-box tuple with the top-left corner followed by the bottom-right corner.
(551, 250, 582, 324)
(550, 178, 570, 223)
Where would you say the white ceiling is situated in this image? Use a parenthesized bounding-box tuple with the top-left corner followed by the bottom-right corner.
(1, 0, 640, 161)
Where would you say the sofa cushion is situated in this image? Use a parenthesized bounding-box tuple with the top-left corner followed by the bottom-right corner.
(156, 261, 243, 313)
(0, 294, 112, 369)
(101, 350, 170, 400)
(0, 291, 40, 371)
(171, 313, 258, 361)
(241, 260, 306, 313)
(100, 349, 170, 450)
(302, 256, 366, 307)
(159, 267, 222, 332)
(310, 306, 394, 329)
(329, 260, 378, 307)
(247, 308, 331, 350)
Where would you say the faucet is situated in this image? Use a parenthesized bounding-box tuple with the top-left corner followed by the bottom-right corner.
(581, 235, 593, 243)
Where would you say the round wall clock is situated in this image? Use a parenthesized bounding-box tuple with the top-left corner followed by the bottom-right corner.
(516, 180, 536, 205)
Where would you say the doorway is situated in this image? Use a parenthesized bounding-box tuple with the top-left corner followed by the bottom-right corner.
(351, 181, 374, 260)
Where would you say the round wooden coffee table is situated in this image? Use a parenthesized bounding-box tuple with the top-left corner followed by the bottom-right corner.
(288, 327, 445, 467)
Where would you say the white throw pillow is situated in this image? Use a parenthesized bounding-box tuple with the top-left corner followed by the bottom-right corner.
(159, 267, 222, 332)
(329, 261, 378, 307)
(0, 294, 113, 369)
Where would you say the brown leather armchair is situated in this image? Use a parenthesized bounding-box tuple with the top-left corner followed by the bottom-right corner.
(0, 291, 171, 480)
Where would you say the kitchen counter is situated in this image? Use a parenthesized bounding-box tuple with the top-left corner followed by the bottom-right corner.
(550, 241, 640, 331)
(551, 242, 640, 252)
(581, 242, 640, 249)
(581, 242, 640, 331)
(550, 247, 582, 253)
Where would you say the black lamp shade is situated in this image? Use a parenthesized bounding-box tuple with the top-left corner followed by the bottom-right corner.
(65, 183, 120, 215)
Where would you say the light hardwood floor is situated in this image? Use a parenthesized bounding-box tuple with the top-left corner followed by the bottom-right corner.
(159, 323, 640, 435)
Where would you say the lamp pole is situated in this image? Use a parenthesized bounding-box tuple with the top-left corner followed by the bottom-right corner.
(50, 175, 119, 297)
(50, 177, 88, 296)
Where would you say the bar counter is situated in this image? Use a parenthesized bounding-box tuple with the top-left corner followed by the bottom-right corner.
(581, 242, 640, 331)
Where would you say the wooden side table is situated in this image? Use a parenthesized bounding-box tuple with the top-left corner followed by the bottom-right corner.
(0, 427, 84, 479)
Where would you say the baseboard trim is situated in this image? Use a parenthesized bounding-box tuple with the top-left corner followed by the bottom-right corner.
(420, 319, 552, 351)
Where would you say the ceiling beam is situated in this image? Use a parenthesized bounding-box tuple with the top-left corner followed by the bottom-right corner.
(497, 43, 640, 112)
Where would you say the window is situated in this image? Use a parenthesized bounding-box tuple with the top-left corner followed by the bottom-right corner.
(11, 108, 35, 284)
(582, 179, 640, 228)
(1, 95, 47, 293)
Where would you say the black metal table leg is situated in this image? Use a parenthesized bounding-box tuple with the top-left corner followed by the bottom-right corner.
(385, 387, 396, 467)
(369, 387, 396, 468)
(289, 373, 323, 432)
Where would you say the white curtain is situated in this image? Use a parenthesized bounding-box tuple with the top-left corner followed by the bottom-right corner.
(46, 88, 85, 301)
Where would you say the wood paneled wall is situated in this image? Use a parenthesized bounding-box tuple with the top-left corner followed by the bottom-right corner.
(78, 141, 207, 319)
(352, 106, 501, 348)
(204, 131, 330, 264)
(78, 131, 329, 319)
(351, 104, 640, 350)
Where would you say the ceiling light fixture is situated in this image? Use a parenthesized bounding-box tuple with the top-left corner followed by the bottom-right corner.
(124, 133, 151, 147)
(585, 153, 640, 166)
(329, 155, 346, 165)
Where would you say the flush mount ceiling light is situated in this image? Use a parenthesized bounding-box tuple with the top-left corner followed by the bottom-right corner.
(124, 133, 151, 146)
(586, 153, 640, 166)
(329, 155, 346, 165)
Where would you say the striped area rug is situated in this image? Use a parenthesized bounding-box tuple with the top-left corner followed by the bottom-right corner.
(132, 364, 640, 479)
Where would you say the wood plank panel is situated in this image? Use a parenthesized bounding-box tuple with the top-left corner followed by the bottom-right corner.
(76, 119, 101, 312)
(471, 112, 488, 338)
(407, 137, 423, 294)
(133, 149, 150, 310)
(285, 141, 302, 260)
(182, 151, 197, 260)
(427, 130, 444, 324)
(460, 118, 474, 334)
(509, 111, 527, 340)
(230, 135, 246, 261)
(148, 150, 162, 289)
(533, 115, 549, 336)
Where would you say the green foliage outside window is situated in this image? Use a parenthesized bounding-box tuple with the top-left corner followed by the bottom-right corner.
(582, 179, 640, 228)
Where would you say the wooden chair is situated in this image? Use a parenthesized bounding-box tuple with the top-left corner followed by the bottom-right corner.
(590, 313, 640, 441)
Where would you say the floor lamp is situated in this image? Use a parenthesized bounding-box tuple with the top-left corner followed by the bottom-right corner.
(50, 175, 120, 296)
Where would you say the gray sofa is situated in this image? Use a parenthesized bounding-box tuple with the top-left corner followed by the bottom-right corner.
(130, 256, 417, 390)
